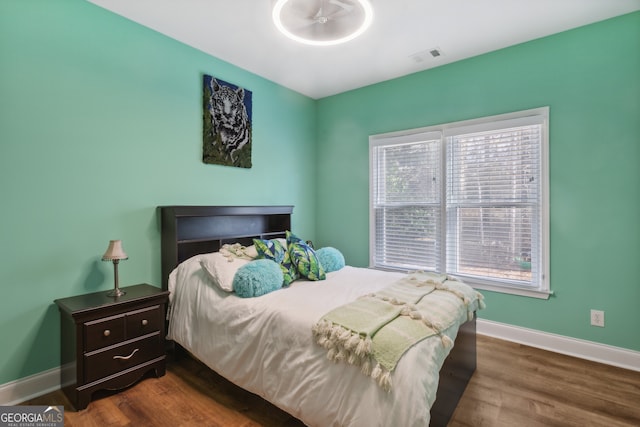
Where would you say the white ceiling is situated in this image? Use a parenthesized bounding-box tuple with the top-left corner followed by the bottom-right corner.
(87, 0, 640, 99)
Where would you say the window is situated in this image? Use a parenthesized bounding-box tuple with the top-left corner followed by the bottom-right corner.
(370, 108, 550, 298)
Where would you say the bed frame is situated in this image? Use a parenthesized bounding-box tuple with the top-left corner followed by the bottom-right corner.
(159, 205, 476, 426)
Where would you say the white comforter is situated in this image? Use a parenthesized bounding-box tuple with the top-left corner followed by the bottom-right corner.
(167, 256, 480, 427)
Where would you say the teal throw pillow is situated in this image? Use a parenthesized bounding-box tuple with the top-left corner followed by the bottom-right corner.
(316, 247, 345, 273)
(233, 259, 283, 298)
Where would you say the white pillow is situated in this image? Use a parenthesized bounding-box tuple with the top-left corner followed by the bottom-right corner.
(245, 244, 259, 259)
(200, 252, 250, 292)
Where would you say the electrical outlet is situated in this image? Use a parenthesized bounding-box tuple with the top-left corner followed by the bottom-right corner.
(590, 309, 605, 327)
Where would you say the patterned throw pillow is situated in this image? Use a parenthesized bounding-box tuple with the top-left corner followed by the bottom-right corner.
(253, 238, 286, 263)
(279, 247, 299, 286)
(286, 231, 326, 281)
(253, 238, 298, 286)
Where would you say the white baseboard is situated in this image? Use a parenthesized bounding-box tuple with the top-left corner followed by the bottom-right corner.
(0, 366, 61, 406)
(2, 324, 638, 405)
(477, 318, 640, 372)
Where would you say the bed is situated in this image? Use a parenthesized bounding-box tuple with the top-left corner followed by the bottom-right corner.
(159, 205, 481, 426)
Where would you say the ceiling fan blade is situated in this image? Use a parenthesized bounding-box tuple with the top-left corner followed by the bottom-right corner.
(286, 0, 321, 21)
(329, 0, 354, 12)
(321, 0, 358, 22)
(312, 0, 326, 20)
(291, 20, 319, 33)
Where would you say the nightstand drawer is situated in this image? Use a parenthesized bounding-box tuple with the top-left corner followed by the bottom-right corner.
(126, 305, 162, 339)
(84, 333, 163, 383)
(84, 315, 125, 352)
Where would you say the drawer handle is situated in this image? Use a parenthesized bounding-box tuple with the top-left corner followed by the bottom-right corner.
(141, 319, 148, 326)
(113, 348, 139, 361)
(103, 329, 111, 337)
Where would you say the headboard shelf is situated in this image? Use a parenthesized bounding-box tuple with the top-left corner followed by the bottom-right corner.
(159, 205, 293, 290)
(176, 231, 286, 245)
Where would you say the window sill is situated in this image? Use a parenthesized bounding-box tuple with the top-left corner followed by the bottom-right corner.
(369, 265, 552, 299)
(467, 280, 552, 300)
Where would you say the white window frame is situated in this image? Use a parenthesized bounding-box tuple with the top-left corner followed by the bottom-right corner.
(369, 107, 550, 299)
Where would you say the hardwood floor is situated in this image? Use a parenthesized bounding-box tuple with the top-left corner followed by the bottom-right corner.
(449, 336, 640, 427)
(23, 335, 640, 426)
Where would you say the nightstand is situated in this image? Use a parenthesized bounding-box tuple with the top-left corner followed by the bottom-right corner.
(54, 284, 169, 410)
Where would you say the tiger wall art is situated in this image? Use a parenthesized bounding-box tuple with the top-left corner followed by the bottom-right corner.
(203, 75, 252, 168)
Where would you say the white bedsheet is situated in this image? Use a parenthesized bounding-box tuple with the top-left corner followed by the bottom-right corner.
(167, 256, 480, 427)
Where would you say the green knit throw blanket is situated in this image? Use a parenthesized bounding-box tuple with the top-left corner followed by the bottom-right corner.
(312, 271, 478, 391)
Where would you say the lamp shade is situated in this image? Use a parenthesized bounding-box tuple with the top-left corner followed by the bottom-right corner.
(101, 240, 128, 261)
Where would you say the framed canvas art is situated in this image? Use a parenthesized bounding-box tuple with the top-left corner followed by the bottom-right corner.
(203, 75, 252, 168)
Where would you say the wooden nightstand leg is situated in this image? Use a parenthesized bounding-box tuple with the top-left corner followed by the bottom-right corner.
(75, 391, 91, 411)
(155, 363, 166, 377)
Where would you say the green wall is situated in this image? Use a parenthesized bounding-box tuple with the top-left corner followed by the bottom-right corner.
(316, 12, 640, 351)
(0, 0, 316, 385)
(1, 0, 638, 389)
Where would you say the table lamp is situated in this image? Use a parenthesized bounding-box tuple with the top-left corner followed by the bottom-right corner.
(102, 240, 128, 297)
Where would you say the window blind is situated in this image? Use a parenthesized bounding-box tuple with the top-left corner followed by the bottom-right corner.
(371, 132, 441, 270)
(446, 122, 542, 288)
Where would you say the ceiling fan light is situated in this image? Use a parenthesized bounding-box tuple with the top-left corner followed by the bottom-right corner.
(272, 0, 373, 46)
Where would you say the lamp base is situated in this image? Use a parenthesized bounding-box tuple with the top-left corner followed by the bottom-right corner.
(106, 288, 126, 298)
(106, 258, 126, 297)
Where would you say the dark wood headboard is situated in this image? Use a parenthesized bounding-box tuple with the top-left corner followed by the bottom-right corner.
(158, 205, 293, 291)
